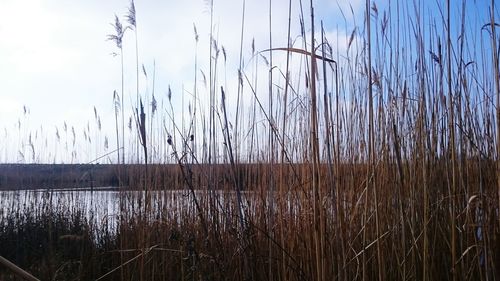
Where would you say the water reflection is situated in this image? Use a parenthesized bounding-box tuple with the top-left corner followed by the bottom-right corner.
(0, 188, 252, 230)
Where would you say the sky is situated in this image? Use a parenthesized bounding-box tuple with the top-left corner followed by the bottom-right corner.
(0, 0, 495, 163)
(0, 0, 368, 163)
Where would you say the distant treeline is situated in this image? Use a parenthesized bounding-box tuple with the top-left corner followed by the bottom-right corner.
(0, 163, 297, 190)
(1, 159, 492, 191)
(0, 164, 123, 190)
(0, 163, 291, 190)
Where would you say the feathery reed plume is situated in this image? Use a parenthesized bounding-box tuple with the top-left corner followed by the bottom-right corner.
(126, 0, 140, 164)
(125, 0, 136, 27)
(135, 99, 147, 165)
(2, 1, 499, 280)
(107, 15, 125, 49)
(107, 15, 127, 164)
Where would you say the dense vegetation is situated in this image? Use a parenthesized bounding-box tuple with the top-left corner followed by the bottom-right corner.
(1, 0, 499, 280)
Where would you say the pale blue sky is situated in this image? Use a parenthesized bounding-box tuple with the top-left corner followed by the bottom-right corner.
(0, 0, 367, 163)
(0, 0, 496, 163)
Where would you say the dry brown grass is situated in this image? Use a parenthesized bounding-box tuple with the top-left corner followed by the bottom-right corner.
(1, 0, 499, 280)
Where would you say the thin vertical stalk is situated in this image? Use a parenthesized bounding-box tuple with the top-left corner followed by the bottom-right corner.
(320, 21, 337, 279)
(121, 48, 125, 164)
(234, 0, 245, 164)
(491, 0, 500, 259)
(267, 1, 275, 280)
(125, 0, 139, 164)
(309, 2, 324, 280)
(486, 0, 500, 276)
(193, 24, 199, 162)
(420, 29, 429, 281)
(363, 0, 382, 280)
(413, 2, 429, 279)
(362, 3, 369, 280)
(279, 0, 292, 278)
(208, 0, 215, 169)
(220, 87, 249, 281)
(447, 0, 458, 279)
(134, 26, 139, 164)
(367, 0, 383, 278)
(113, 91, 121, 164)
(119, 47, 124, 277)
(333, 23, 345, 281)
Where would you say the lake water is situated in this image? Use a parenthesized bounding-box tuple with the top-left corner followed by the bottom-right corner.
(0, 188, 209, 228)
(0, 187, 276, 232)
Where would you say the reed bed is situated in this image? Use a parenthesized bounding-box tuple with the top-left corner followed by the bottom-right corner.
(1, 0, 499, 280)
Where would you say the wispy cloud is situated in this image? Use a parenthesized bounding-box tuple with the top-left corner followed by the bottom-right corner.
(0, 0, 366, 162)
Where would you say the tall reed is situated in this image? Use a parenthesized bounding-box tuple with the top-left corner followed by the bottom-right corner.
(1, 1, 499, 280)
